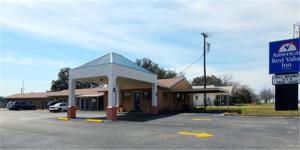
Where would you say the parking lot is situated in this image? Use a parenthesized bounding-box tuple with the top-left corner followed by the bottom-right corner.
(0, 109, 299, 149)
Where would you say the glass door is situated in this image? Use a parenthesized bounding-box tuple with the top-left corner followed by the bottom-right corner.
(134, 92, 141, 111)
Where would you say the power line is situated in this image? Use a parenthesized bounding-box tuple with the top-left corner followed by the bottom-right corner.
(208, 58, 265, 64)
(179, 53, 204, 75)
(183, 63, 268, 78)
(221, 63, 268, 70)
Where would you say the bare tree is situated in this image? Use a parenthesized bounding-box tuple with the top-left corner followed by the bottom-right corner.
(220, 73, 233, 86)
(259, 88, 274, 103)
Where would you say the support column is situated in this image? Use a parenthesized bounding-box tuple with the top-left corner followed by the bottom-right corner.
(151, 83, 158, 114)
(67, 79, 76, 118)
(106, 75, 117, 120)
(116, 85, 120, 108)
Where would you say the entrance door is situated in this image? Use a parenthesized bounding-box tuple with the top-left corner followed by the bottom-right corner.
(134, 92, 141, 111)
(85, 99, 89, 110)
(97, 97, 104, 111)
(91, 98, 97, 111)
(81, 99, 84, 110)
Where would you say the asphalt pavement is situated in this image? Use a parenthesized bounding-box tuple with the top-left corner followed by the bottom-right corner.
(0, 109, 299, 149)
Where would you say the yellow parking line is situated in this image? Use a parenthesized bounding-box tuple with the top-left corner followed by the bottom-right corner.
(192, 118, 212, 121)
(85, 119, 104, 123)
(178, 131, 214, 138)
(57, 117, 70, 121)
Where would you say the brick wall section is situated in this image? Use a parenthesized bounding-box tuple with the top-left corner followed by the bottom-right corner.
(119, 88, 152, 112)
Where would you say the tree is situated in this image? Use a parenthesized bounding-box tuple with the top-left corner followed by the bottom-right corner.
(191, 75, 223, 86)
(136, 58, 177, 79)
(259, 88, 274, 103)
(220, 74, 233, 86)
(50, 67, 96, 91)
(51, 68, 70, 91)
(231, 83, 258, 104)
(191, 74, 233, 86)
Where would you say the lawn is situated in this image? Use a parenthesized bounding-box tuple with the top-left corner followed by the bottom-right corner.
(205, 104, 300, 116)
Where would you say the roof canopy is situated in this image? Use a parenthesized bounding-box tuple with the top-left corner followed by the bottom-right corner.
(76, 52, 152, 74)
(5, 88, 106, 99)
(70, 52, 157, 84)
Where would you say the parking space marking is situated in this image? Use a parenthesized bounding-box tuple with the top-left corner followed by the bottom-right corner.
(57, 117, 70, 121)
(177, 132, 214, 138)
(145, 121, 184, 126)
(192, 118, 212, 121)
(85, 119, 104, 123)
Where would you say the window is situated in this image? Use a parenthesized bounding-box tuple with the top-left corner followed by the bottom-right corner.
(195, 95, 198, 100)
(143, 91, 151, 100)
(176, 93, 181, 101)
(123, 92, 131, 100)
(207, 98, 210, 105)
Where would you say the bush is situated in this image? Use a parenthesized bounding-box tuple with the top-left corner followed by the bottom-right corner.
(214, 99, 220, 106)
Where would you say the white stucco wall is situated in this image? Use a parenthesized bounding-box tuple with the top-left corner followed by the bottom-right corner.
(193, 93, 217, 106)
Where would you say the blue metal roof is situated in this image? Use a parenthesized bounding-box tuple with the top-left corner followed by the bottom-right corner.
(75, 52, 153, 74)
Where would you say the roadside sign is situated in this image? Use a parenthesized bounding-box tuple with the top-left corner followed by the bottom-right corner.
(269, 38, 300, 74)
(272, 73, 299, 85)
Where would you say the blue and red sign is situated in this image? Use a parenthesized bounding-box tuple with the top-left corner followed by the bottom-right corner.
(269, 38, 300, 74)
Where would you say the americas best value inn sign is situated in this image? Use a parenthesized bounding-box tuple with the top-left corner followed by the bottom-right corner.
(269, 38, 300, 74)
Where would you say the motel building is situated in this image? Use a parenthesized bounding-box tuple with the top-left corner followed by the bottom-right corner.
(5, 53, 229, 121)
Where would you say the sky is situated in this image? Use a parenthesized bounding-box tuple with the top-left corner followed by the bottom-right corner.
(0, 0, 299, 96)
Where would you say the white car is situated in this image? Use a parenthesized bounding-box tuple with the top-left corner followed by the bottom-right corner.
(49, 103, 68, 112)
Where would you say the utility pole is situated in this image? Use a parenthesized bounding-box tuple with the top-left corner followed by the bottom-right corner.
(21, 81, 24, 94)
(201, 33, 209, 109)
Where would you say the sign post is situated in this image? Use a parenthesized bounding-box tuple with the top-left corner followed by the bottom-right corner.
(269, 38, 299, 110)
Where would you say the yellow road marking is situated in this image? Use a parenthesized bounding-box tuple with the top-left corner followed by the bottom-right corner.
(85, 119, 104, 123)
(57, 117, 70, 121)
(192, 118, 212, 121)
(178, 132, 214, 138)
(145, 121, 184, 126)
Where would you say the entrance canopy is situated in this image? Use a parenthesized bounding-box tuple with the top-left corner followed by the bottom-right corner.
(67, 52, 158, 120)
(70, 52, 156, 83)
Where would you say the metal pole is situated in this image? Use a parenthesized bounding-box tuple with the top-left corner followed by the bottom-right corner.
(298, 26, 300, 37)
(268, 88, 271, 104)
(219, 90, 221, 113)
(293, 24, 295, 38)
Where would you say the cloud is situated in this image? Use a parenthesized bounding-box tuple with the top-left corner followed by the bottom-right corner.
(0, 0, 299, 96)
(0, 52, 77, 68)
(1, 0, 297, 61)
